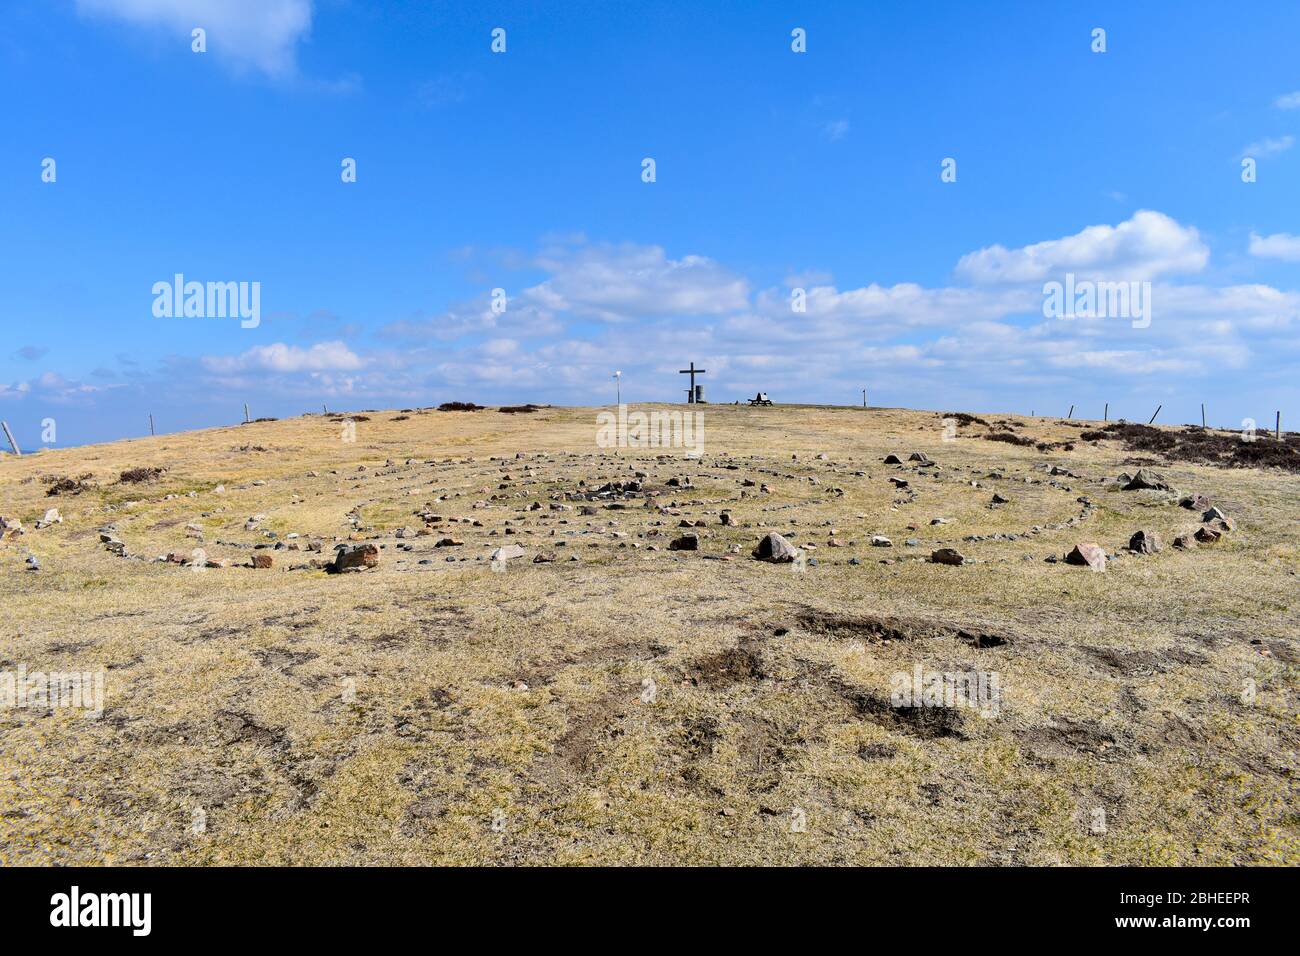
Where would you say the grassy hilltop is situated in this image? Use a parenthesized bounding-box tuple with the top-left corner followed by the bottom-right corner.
(1, 404, 1296, 865)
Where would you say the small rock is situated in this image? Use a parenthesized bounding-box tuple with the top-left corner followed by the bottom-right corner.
(870, 535, 892, 548)
(1202, 507, 1234, 530)
(1124, 469, 1171, 491)
(251, 554, 274, 569)
(668, 533, 699, 551)
(929, 548, 966, 566)
(1128, 530, 1162, 554)
(1065, 543, 1106, 571)
(1194, 526, 1222, 545)
(329, 543, 379, 573)
(752, 532, 798, 563)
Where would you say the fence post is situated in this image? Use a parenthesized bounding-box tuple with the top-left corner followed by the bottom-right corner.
(1, 420, 20, 456)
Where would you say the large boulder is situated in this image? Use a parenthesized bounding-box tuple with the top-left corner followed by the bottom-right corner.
(329, 543, 379, 573)
(752, 532, 798, 562)
(668, 533, 699, 551)
(1065, 543, 1107, 570)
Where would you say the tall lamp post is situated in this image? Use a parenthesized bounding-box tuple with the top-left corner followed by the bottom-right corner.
(613, 370, 622, 406)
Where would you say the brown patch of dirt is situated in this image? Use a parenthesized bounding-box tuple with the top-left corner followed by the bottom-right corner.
(1019, 718, 1124, 760)
(682, 645, 765, 687)
(794, 608, 1016, 648)
(1081, 645, 1208, 677)
(552, 690, 629, 774)
(213, 710, 289, 749)
(831, 680, 966, 739)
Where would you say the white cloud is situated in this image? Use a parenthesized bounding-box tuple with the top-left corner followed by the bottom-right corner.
(1249, 231, 1300, 262)
(1275, 91, 1300, 109)
(55, 216, 1295, 423)
(955, 210, 1209, 284)
(76, 0, 313, 77)
(1241, 135, 1295, 158)
(525, 241, 749, 321)
(202, 341, 362, 373)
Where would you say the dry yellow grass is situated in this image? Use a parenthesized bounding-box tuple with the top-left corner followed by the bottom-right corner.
(1, 404, 1296, 865)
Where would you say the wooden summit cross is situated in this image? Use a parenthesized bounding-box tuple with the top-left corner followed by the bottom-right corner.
(679, 361, 706, 403)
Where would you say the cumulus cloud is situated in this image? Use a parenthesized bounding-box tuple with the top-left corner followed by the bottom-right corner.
(202, 341, 362, 373)
(0, 371, 116, 403)
(1274, 91, 1300, 109)
(37, 214, 1298, 436)
(1241, 135, 1295, 158)
(1249, 231, 1300, 262)
(955, 210, 1209, 284)
(76, 0, 313, 77)
(525, 241, 750, 322)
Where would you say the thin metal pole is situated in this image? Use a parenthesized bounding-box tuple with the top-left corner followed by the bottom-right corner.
(1148, 405, 1162, 425)
(1, 420, 20, 456)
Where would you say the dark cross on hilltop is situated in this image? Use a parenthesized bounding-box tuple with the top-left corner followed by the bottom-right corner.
(679, 361, 706, 403)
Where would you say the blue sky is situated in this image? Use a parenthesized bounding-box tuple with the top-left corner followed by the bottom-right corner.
(2, 0, 1298, 447)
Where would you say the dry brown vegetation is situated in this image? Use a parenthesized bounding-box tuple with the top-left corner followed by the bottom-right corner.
(1, 404, 1296, 865)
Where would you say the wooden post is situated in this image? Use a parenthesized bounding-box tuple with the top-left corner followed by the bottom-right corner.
(323, 404, 328, 415)
(1, 420, 20, 456)
(1104, 403, 1108, 422)
(1148, 405, 1162, 425)
(1277, 411, 1282, 440)
(862, 389, 867, 408)
(149, 414, 155, 436)
(243, 403, 250, 424)
(1201, 403, 1206, 428)
(1067, 404, 1074, 419)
